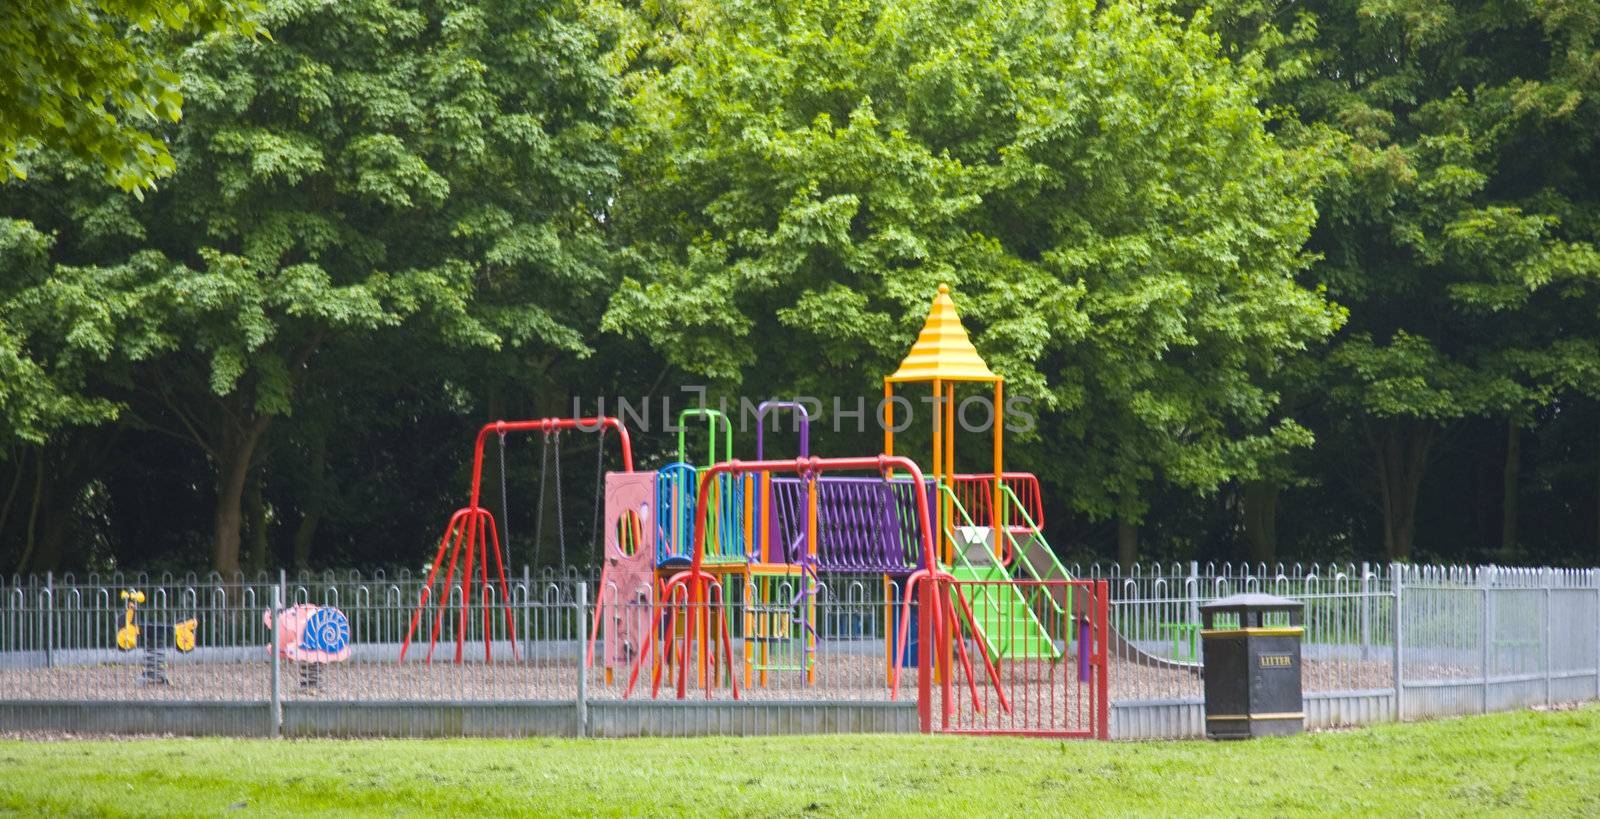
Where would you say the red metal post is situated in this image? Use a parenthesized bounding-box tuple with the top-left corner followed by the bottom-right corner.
(1095, 579, 1110, 739)
(457, 512, 478, 664)
(403, 416, 634, 666)
(400, 508, 465, 662)
(918, 573, 933, 733)
(627, 455, 940, 707)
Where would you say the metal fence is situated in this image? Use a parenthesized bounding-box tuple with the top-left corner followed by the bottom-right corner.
(0, 567, 917, 737)
(1102, 562, 1600, 738)
(3, 562, 1598, 739)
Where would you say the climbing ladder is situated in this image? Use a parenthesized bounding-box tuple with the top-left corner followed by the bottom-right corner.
(742, 569, 817, 686)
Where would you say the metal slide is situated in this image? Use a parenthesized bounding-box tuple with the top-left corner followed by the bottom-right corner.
(947, 485, 1201, 673)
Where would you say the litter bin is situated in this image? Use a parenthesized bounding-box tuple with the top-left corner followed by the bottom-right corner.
(1199, 593, 1305, 739)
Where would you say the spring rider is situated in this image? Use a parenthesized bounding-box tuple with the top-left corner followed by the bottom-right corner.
(115, 590, 198, 684)
(265, 603, 352, 689)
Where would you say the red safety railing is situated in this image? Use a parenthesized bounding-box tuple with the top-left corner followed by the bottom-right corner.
(622, 455, 1018, 732)
(933, 577, 1109, 738)
(951, 472, 1045, 533)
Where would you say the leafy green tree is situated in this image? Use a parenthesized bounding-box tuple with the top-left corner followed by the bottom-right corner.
(1202, 0, 1600, 560)
(0, 0, 262, 192)
(1, 0, 623, 572)
(605, 0, 1342, 560)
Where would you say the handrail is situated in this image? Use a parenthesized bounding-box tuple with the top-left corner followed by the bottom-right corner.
(937, 483, 985, 572)
(937, 484, 1064, 661)
(939, 482, 1070, 617)
(754, 400, 811, 459)
(678, 408, 733, 468)
(999, 484, 1073, 585)
(950, 472, 1045, 531)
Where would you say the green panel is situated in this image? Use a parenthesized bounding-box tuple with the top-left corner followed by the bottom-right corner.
(949, 563, 1060, 661)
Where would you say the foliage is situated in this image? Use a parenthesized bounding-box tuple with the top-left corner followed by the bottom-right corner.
(0, 0, 263, 192)
(2, 0, 1600, 570)
(1197, 0, 1600, 559)
(0, 0, 624, 571)
(604, 0, 1342, 522)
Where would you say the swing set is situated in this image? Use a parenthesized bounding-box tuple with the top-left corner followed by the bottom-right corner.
(399, 416, 632, 663)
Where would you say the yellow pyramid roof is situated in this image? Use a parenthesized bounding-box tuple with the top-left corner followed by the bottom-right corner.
(886, 284, 1001, 383)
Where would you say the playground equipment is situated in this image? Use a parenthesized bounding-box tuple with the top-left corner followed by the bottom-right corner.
(115, 590, 197, 684)
(265, 603, 351, 688)
(408, 284, 1114, 735)
(402, 416, 634, 663)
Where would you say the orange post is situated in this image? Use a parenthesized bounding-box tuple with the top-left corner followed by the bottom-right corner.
(944, 381, 955, 564)
(993, 380, 1004, 560)
(883, 383, 895, 479)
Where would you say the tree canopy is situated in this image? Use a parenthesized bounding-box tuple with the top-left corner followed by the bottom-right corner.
(606, 0, 1342, 545)
(0, 0, 262, 192)
(1197, 0, 1600, 560)
(0, 0, 624, 572)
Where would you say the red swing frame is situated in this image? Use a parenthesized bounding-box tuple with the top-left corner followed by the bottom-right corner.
(400, 416, 634, 663)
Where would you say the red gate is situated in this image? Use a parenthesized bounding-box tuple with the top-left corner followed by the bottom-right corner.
(916, 577, 1109, 738)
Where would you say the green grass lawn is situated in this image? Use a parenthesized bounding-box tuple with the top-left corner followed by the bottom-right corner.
(3, 707, 1598, 817)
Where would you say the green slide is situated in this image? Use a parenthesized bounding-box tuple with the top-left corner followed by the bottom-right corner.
(947, 523, 1062, 661)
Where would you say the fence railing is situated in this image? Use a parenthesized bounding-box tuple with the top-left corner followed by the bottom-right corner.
(0, 569, 910, 719)
(1103, 562, 1600, 736)
(4, 562, 1599, 739)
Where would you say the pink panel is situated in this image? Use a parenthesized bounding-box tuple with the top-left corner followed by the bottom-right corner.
(601, 471, 657, 670)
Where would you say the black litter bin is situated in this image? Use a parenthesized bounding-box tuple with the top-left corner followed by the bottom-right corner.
(1199, 592, 1305, 739)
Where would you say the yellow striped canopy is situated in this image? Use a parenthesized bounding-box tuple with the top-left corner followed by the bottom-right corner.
(885, 284, 1001, 384)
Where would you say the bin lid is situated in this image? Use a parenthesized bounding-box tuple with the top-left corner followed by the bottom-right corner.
(1198, 592, 1303, 614)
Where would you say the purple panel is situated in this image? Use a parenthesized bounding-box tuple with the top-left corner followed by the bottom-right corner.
(762, 476, 932, 574)
(766, 478, 808, 564)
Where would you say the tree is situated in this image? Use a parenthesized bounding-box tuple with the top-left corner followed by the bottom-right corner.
(0, 0, 262, 192)
(1202, 0, 1600, 561)
(604, 0, 1341, 556)
(0, 0, 624, 572)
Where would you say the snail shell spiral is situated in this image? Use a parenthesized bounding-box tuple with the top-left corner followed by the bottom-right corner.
(301, 607, 350, 654)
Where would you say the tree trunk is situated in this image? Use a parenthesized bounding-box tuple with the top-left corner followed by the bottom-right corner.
(245, 472, 269, 574)
(1116, 517, 1138, 569)
(0, 453, 25, 548)
(292, 512, 319, 571)
(14, 448, 75, 573)
(212, 418, 270, 574)
(8, 434, 114, 573)
(1501, 419, 1520, 555)
(31, 500, 73, 574)
(1372, 420, 1433, 562)
(1243, 480, 1279, 566)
